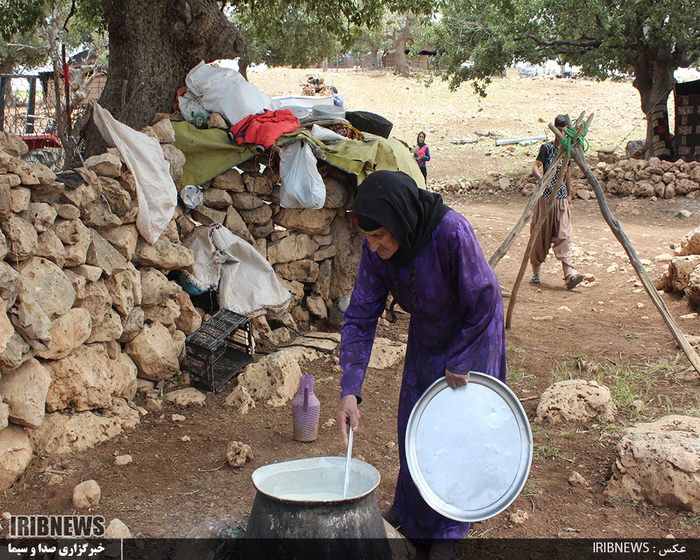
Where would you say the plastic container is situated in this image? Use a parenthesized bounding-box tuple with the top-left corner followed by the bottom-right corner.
(311, 104, 346, 120)
(292, 375, 321, 442)
(280, 105, 310, 120)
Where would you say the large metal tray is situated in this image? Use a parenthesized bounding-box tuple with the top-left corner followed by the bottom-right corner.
(405, 372, 532, 522)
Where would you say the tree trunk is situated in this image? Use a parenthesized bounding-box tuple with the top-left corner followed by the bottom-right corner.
(370, 46, 379, 68)
(394, 38, 409, 76)
(81, 0, 244, 158)
(631, 43, 678, 159)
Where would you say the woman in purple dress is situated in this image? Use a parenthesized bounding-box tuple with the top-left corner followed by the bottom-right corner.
(336, 170, 506, 560)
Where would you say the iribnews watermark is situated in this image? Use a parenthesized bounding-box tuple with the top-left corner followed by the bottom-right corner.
(9, 515, 106, 538)
(593, 541, 689, 555)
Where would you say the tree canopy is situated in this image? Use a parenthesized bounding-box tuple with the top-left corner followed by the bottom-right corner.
(431, 0, 700, 148)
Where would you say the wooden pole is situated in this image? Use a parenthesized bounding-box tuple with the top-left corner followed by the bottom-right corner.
(505, 114, 590, 329)
(489, 110, 586, 269)
(562, 134, 700, 375)
(506, 154, 569, 328)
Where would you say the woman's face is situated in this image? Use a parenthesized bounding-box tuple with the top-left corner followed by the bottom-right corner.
(364, 227, 400, 259)
(418, 133, 425, 143)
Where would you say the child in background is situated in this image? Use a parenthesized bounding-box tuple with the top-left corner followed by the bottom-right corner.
(414, 131, 430, 183)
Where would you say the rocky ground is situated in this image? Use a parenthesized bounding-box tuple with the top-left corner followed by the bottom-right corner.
(3, 68, 700, 550)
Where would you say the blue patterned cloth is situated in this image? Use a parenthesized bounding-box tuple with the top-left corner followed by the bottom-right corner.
(340, 209, 507, 540)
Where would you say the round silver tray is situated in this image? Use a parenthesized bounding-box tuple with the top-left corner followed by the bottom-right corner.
(405, 372, 532, 522)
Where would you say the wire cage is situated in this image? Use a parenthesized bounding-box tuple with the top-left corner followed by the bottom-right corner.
(185, 309, 254, 393)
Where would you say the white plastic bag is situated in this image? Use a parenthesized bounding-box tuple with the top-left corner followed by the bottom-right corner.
(311, 123, 346, 144)
(185, 60, 280, 127)
(279, 140, 326, 209)
(93, 104, 177, 245)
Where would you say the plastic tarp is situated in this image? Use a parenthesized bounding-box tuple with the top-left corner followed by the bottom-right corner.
(183, 61, 280, 127)
(172, 122, 424, 188)
(93, 104, 177, 244)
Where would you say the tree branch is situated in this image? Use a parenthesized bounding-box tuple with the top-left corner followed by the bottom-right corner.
(516, 34, 602, 49)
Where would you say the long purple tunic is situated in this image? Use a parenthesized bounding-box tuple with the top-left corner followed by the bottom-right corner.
(340, 209, 507, 541)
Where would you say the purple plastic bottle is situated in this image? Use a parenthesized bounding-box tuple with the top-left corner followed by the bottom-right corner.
(292, 375, 321, 442)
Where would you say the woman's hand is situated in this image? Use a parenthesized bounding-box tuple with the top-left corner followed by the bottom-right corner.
(337, 394, 360, 446)
(445, 370, 470, 389)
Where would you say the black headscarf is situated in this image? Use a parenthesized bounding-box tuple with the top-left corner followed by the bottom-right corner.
(352, 170, 449, 266)
(416, 131, 426, 147)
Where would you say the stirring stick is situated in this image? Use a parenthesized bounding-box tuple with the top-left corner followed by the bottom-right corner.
(343, 426, 354, 499)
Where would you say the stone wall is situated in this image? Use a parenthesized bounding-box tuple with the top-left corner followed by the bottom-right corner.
(429, 155, 700, 200)
(0, 120, 362, 489)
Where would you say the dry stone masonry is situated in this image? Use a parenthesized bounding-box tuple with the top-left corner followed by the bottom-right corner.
(0, 116, 362, 489)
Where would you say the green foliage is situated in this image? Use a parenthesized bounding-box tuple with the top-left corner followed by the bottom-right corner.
(427, 0, 700, 126)
(231, 4, 343, 67)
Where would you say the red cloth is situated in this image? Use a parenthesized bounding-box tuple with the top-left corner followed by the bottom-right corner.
(228, 109, 300, 149)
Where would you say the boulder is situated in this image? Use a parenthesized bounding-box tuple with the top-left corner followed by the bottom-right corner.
(26, 202, 57, 231)
(105, 519, 133, 539)
(273, 259, 319, 283)
(231, 192, 264, 211)
(1, 214, 38, 261)
(72, 479, 102, 508)
(44, 343, 125, 412)
(86, 228, 128, 275)
(86, 308, 124, 343)
(35, 308, 92, 360)
(74, 279, 113, 326)
(165, 388, 206, 406)
(536, 379, 617, 425)
(18, 257, 76, 319)
(11, 187, 31, 213)
(0, 425, 33, 491)
(224, 385, 256, 414)
(322, 176, 350, 209)
(119, 306, 145, 343)
(0, 260, 20, 310)
(55, 219, 93, 267)
(273, 208, 336, 235)
(27, 397, 140, 456)
(143, 298, 180, 326)
(239, 204, 273, 226)
(173, 291, 202, 335)
(224, 207, 253, 242)
(99, 177, 132, 217)
(605, 415, 700, 512)
(368, 338, 407, 370)
(237, 350, 302, 407)
(132, 237, 194, 271)
(151, 118, 176, 143)
(203, 188, 233, 209)
(0, 333, 33, 374)
(36, 230, 66, 268)
(105, 268, 138, 317)
(124, 321, 181, 381)
(212, 168, 245, 192)
(328, 213, 364, 300)
(243, 173, 274, 196)
(0, 358, 52, 428)
(140, 267, 180, 307)
(85, 153, 122, 177)
(267, 232, 319, 266)
(112, 353, 139, 401)
(0, 307, 11, 354)
(161, 144, 186, 182)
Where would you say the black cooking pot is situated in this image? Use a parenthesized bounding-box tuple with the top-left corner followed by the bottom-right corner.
(244, 457, 391, 559)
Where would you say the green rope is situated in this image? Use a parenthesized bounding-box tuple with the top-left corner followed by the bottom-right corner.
(560, 122, 589, 159)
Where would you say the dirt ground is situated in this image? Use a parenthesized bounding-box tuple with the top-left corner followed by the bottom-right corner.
(4, 68, 700, 544)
